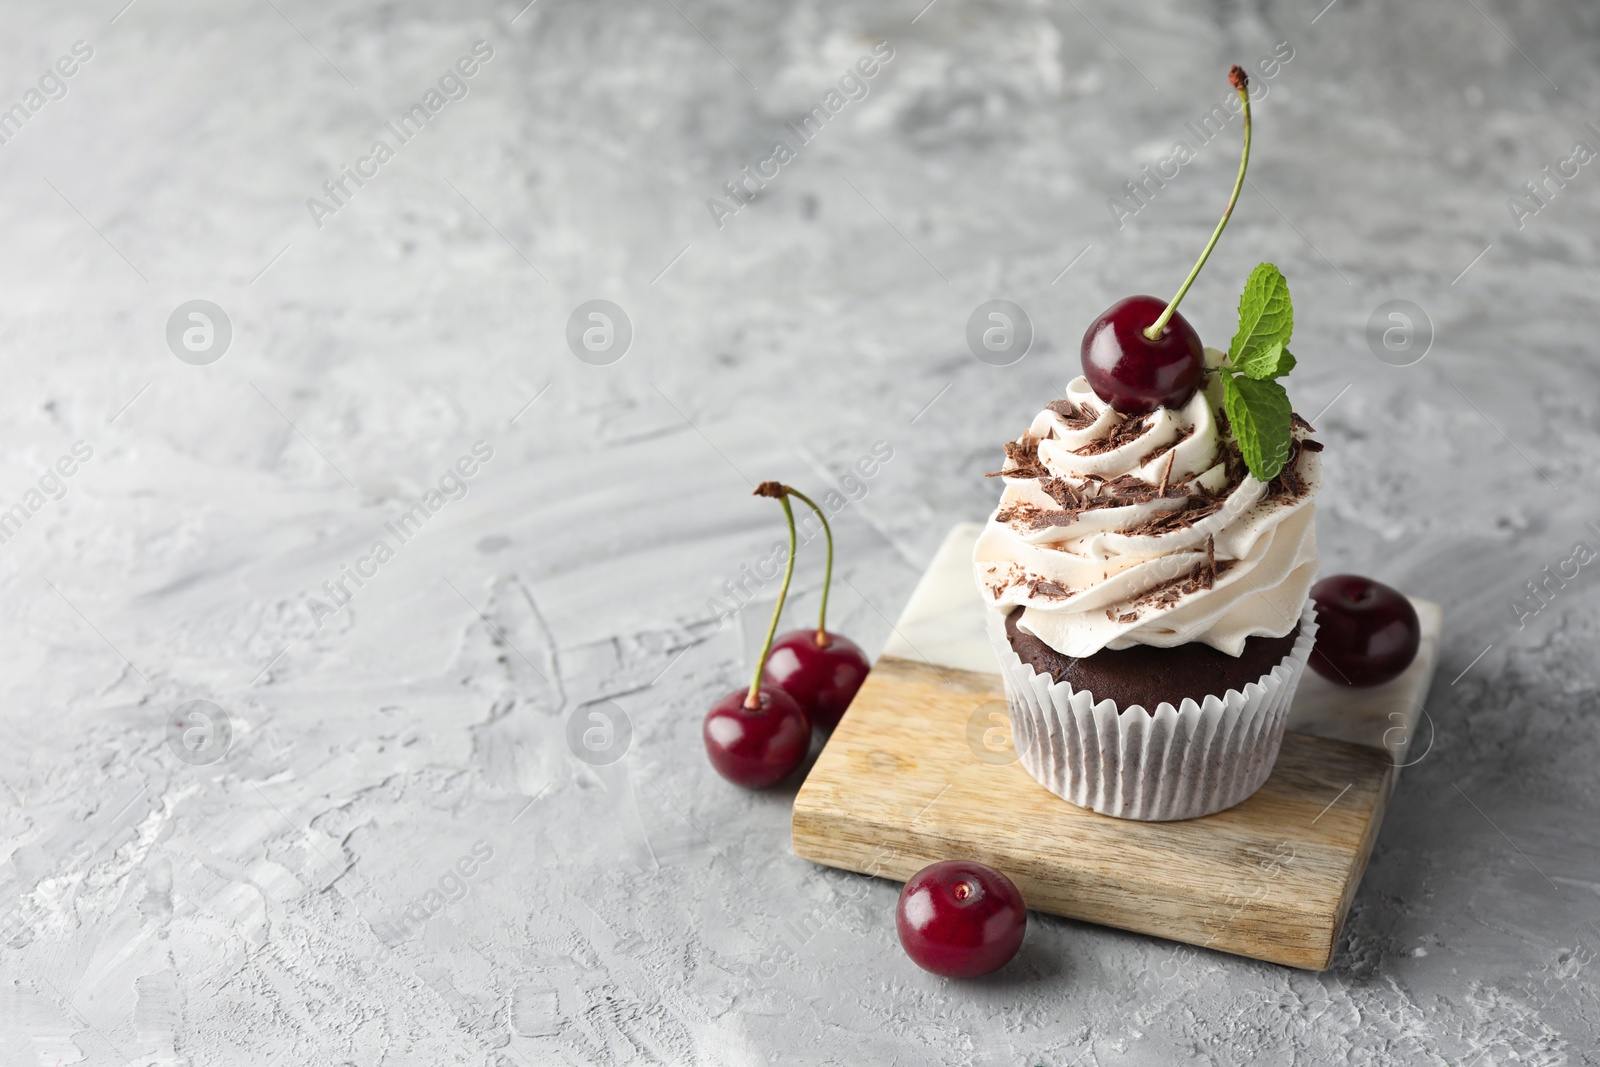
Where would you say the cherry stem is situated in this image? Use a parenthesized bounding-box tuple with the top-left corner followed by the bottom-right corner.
(1145, 66, 1253, 342)
(783, 487, 833, 647)
(746, 483, 798, 709)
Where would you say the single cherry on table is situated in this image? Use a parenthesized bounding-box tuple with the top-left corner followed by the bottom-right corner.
(703, 483, 812, 788)
(761, 487, 870, 732)
(1308, 574, 1421, 688)
(896, 860, 1027, 978)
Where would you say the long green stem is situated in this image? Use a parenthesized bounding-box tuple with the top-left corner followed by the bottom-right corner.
(783, 487, 833, 647)
(1145, 66, 1253, 341)
(747, 483, 798, 709)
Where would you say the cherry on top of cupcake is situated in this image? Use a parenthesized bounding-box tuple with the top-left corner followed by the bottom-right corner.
(1080, 64, 1301, 484)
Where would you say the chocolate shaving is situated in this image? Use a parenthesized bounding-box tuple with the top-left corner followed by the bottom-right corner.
(999, 502, 1095, 532)
(1268, 439, 1308, 500)
(1220, 435, 1248, 488)
(1121, 493, 1228, 537)
(988, 566, 1073, 600)
(1040, 477, 1080, 507)
(1027, 576, 1072, 598)
(997, 504, 1078, 531)
(1094, 486, 1166, 509)
(1292, 413, 1316, 434)
(1139, 427, 1195, 467)
(1089, 473, 1185, 504)
(985, 433, 1049, 479)
(1015, 475, 1196, 532)
(1071, 413, 1153, 456)
(1046, 398, 1095, 429)
(1130, 542, 1233, 610)
(1158, 451, 1176, 496)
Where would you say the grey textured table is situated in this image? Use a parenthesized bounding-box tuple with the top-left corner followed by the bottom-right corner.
(1, 0, 1597, 1064)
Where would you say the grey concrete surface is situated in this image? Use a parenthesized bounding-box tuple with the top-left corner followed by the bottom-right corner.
(0, 0, 1597, 1063)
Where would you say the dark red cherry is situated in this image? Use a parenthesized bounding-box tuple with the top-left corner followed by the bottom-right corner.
(703, 686, 811, 788)
(762, 629, 869, 732)
(895, 860, 1027, 978)
(1309, 574, 1421, 687)
(1080, 295, 1207, 414)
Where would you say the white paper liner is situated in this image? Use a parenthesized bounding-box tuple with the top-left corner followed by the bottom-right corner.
(989, 603, 1318, 821)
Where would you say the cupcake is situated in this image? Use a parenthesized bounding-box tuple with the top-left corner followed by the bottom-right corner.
(974, 354, 1320, 820)
(974, 67, 1322, 820)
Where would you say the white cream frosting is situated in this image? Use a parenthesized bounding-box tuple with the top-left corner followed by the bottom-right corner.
(973, 350, 1320, 658)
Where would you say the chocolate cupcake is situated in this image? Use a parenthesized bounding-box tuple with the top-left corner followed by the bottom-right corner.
(973, 356, 1321, 820)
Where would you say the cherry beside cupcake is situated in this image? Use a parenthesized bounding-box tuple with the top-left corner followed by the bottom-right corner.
(1309, 574, 1421, 687)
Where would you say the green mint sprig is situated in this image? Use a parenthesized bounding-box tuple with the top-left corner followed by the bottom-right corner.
(1217, 262, 1298, 481)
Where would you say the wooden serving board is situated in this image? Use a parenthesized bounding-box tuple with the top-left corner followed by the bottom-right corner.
(792, 524, 1443, 970)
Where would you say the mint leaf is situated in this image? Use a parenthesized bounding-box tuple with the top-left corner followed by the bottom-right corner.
(1233, 339, 1297, 380)
(1223, 374, 1293, 481)
(1221, 264, 1301, 479)
(1229, 263, 1293, 374)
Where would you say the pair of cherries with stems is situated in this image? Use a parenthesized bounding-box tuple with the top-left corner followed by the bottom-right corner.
(703, 481, 870, 789)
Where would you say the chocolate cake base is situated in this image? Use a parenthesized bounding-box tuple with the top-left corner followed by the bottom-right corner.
(1004, 608, 1302, 712)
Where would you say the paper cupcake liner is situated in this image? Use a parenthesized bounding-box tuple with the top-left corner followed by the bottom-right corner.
(989, 603, 1318, 821)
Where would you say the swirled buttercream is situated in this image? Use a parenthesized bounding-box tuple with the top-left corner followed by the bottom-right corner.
(974, 352, 1320, 657)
